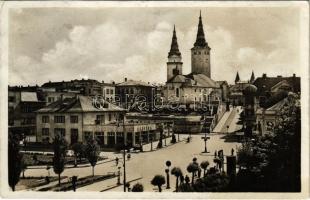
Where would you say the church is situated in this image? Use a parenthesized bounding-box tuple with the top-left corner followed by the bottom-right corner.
(163, 12, 222, 106)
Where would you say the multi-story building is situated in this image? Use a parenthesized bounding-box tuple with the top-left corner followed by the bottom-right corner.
(38, 87, 78, 105)
(101, 82, 116, 103)
(216, 81, 229, 102)
(36, 96, 159, 148)
(8, 87, 45, 141)
(253, 73, 300, 107)
(41, 78, 103, 96)
(115, 78, 156, 111)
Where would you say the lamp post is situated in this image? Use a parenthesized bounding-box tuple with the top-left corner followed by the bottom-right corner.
(122, 113, 127, 192)
(150, 133, 153, 151)
(201, 120, 210, 153)
(165, 160, 171, 189)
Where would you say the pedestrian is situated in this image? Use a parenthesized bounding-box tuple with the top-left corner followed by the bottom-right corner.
(214, 150, 217, 158)
(198, 168, 201, 178)
(180, 175, 184, 184)
(231, 148, 234, 156)
(185, 175, 190, 185)
(127, 153, 131, 161)
(115, 157, 119, 166)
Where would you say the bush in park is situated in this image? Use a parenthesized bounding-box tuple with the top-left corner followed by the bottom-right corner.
(131, 183, 144, 192)
(151, 175, 166, 192)
(171, 167, 183, 192)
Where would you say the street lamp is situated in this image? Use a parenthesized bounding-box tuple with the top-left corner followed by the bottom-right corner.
(201, 136, 210, 153)
(120, 112, 128, 192)
(150, 133, 153, 151)
(165, 160, 171, 189)
(201, 118, 210, 153)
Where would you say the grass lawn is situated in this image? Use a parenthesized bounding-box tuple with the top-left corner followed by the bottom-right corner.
(15, 176, 66, 191)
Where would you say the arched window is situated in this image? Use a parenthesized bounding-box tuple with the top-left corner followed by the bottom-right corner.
(176, 88, 180, 97)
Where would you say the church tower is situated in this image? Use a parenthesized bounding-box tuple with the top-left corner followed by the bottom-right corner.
(191, 11, 211, 77)
(167, 25, 183, 81)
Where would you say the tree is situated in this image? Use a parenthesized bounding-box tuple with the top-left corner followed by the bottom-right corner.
(131, 183, 144, 192)
(72, 142, 85, 166)
(8, 133, 23, 191)
(235, 93, 301, 192)
(200, 161, 209, 177)
(171, 167, 183, 192)
(85, 139, 100, 177)
(53, 135, 68, 187)
(151, 175, 166, 192)
(187, 163, 199, 185)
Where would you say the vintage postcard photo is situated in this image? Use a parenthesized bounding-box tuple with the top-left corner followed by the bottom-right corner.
(0, 1, 309, 199)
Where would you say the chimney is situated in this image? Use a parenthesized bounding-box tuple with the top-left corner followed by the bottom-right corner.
(102, 80, 104, 83)
(112, 81, 115, 85)
(124, 78, 127, 82)
(293, 73, 296, 77)
(277, 75, 282, 78)
(262, 73, 267, 78)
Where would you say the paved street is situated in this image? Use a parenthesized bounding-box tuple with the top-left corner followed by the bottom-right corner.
(22, 107, 242, 192)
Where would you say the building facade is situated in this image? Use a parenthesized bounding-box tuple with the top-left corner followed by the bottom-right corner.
(115, 78, 156, 111)
(36, 96, 160, 148)
(41, 78, 103, 96)
(101, 82, 116, 103)
(9, 88, 45, 142)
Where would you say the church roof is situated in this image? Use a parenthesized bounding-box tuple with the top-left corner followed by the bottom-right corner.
(185, 73, 218, 88)
(193, 11, 209, 48)
(168, 25, 181, 57)
(167, 73, 218, 88)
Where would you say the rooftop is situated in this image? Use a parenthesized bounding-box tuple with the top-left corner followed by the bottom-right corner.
(37, 95, 125, 113)
(167, 73, 219, 88)
(117, 80, 154, 87)
(21, 92, 39, 102)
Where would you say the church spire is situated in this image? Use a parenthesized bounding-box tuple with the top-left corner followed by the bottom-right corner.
(194, 10, 208, 47)
(250, 70, 255, 83)
(168, 25, 181, 57)
(235, 71, 240, 83)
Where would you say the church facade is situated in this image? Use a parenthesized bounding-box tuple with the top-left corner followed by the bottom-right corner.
(163, 12, 221, 106)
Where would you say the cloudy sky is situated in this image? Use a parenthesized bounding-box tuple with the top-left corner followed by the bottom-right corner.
(9, 6, 301, 86)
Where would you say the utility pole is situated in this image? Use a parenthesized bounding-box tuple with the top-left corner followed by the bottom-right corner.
(122, 113, 126, 192)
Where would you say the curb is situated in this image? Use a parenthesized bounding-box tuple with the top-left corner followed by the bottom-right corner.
(100, 177, 143, 192)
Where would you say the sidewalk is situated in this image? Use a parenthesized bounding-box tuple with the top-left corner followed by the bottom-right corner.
(141, 135, 188, 153)
(212, 108, 233, 133)
(212, 106, 242, 134)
